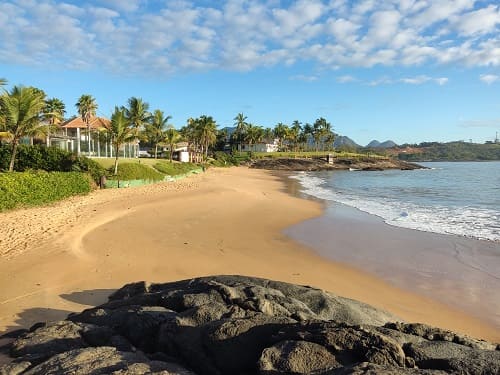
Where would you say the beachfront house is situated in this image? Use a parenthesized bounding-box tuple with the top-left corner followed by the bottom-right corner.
(241, 139, 279, 153)
(54, 117, 112, 157)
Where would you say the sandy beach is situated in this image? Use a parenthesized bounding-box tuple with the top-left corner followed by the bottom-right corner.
(1, 166, 499, 347)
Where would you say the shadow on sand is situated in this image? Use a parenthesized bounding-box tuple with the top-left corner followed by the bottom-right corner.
(60, 288, 116, 306)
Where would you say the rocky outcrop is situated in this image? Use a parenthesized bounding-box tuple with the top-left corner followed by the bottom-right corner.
(1, 275, 498, 374)
(250, 157, 424, 171)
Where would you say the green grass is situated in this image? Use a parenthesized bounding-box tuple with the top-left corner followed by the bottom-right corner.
(94, 157, 164, 169)
(153, 162, 201, 176)
(107, 163, 165, 181)
(0, 171, 93, 212)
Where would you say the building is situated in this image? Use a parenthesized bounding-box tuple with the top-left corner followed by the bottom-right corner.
(54, 117, 111, 156)
(241, 139, 279, 153)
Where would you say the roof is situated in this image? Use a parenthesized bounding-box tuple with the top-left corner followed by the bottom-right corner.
(61, 116, 110, 129)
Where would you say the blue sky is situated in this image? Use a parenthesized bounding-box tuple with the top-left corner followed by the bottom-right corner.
(1, 0, 500, 145)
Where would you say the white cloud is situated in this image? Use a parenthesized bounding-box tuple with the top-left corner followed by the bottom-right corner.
(290, 75, 318, 82)
(1, 0, 500, 76)
(336, 75, 358, 83)
(479, 74, 500, 84)
(399, 75, 448, 85)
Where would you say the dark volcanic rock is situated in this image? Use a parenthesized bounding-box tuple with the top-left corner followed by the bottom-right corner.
(1, 275, 498, 375)
(250, 157, 424, 171)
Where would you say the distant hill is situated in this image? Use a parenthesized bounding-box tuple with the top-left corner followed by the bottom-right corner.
(334, 135, 360, 148)
(397, 141, 500, 161)
(366, 140, 397, 148)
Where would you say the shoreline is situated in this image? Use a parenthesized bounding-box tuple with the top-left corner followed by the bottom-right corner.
(0, 167, 498, 346)
(281, 170, 500, 331)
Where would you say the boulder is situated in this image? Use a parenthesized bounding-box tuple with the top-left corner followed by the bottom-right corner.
(1, 275, 498, 375)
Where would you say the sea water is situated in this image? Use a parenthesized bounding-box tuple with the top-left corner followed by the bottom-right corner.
(291, 161, 500, 242)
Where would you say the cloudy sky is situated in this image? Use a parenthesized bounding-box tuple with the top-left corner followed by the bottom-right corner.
(1, 0, 500, 145)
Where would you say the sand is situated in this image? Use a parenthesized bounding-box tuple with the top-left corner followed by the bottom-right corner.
(0, 167, 499, 346)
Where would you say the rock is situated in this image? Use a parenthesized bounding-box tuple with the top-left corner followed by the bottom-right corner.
(2, 275, 498, 375)
(259, 340, 340, 374)
(249, 157, 424, 171)
(22, 346, 195, 375)
(0, 361, 31, 375)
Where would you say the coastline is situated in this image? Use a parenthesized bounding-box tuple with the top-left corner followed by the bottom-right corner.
(0, 167, 498, 347)
(281, 170, 500, 331)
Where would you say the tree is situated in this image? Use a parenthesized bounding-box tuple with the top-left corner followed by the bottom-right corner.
(43, 98, 66, 147)
(196, 115, 217, 161)
(164, 125, 181, 162)
(244, 124, 264, 152)
(123, 97, 151, 158)
(107, 107, 135, 175)
(0, 78, 6, 87)
(273, 122, 289, 151)
(289, 120, 302, 151)
(75, 94, 97, 155)
(0, 86, 46, 171)
(302, 123, 313, 151)
(313, 117, 334, 151)
(233, 113, 248, 152)
(144, 109, 171, 158)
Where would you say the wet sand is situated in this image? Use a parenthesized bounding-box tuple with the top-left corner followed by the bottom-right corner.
(284, 176, 500, 332)
(0, 167, 499, 349)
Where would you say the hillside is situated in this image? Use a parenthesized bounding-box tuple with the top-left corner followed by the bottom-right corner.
(395, 142, 500, 161)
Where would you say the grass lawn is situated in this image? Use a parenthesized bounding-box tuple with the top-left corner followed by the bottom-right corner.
(93, 157, 173, 169)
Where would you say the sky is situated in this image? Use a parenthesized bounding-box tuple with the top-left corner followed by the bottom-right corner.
(1, 0, 500, 146)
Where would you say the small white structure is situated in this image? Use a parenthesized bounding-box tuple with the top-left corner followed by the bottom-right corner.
(178, 151, 190, 162)
(241, 139, 279, 152)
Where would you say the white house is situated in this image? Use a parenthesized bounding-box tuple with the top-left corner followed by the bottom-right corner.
(241, 139, 279, 152)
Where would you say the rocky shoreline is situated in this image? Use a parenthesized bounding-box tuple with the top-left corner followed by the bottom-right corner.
(1, 276, 498, 374)
(249, 157, 424, 171)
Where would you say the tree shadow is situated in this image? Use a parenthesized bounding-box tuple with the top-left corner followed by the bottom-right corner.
(60, 289, 116, 306)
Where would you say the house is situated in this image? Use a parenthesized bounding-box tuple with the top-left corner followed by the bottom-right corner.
(241, 139, 279, 153)
(55, 117, 111, 156)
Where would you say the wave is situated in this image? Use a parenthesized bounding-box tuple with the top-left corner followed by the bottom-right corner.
(291, 173, 500, 242)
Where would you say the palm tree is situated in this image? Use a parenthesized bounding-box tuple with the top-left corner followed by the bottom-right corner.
(123, 97, 151, 158)
(289, 120, 302, 151)
(245, 124, 264, 152)
(107, 107, 135, 175)
(233, 113, 248, 152)
(43, 98, 66, 147)
(164, 125, 181, 162)
(75, 94, 97, 156)
(180, 118, 198, 163)
(196, 115, 217, 161)
(0, 78, 6, 87)
(273, 122, 289, 151)
(0, 86, 46, 171)
(144, 109, 171, 158)
(313, 117, 333, 151)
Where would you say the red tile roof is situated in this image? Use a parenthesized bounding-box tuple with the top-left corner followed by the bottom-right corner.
(61, 117, 110, 129)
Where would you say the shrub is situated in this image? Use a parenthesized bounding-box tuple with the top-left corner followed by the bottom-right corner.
(0, 171, 93, 212)
(153, 162, 200, 176)
(211, 152, 240, 167)
(0, 144, 106, 184)
(107, 163, 165, 181)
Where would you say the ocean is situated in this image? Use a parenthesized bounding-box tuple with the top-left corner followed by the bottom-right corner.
(285, 161, 500, 328)
(290, 161, 500, 242)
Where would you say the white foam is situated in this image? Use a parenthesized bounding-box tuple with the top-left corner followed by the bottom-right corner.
(291, 173, 500, 242)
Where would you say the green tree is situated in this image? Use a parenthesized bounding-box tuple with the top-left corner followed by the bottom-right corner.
(107, 107, 135, 175)
(144, 109, 171, 158)
(273, 122, 289, 151)
(0, 86, 46, 171)
(43, 98, 66, 147)
(288, 120, 302, 151)
(245, 124, 264, 152)
(123, 97, 151, 158)
(233, 112, 248, 152)
(75, 94, 97, 155)
(196, 115, 217, 161)
(164, 125, 181, 162)
(0, 78, 6, 87)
